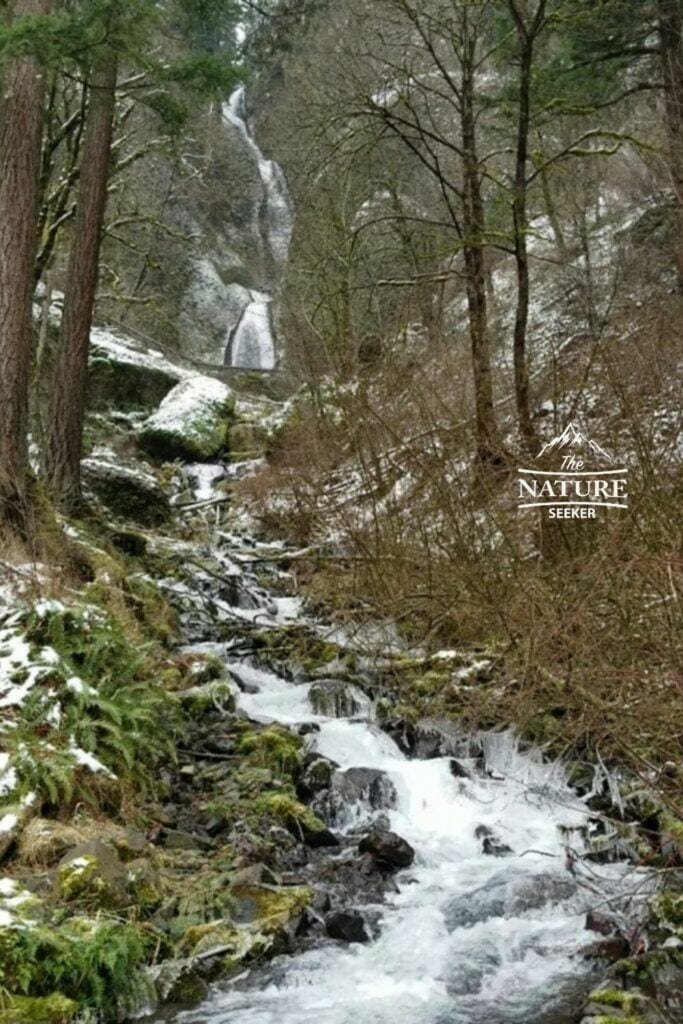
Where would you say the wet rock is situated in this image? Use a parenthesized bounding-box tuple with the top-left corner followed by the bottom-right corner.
(445, 870, 578, 930)
(308, 679, 368, 719)
(583, 934, 631, 961)
(585, 909, 619, 935)
(358, 829, 415, 871)
(449, 758, 474, 780)
(409, 717, 481, 760)
(333, 768, 398, 811)
(325, 908, 369, 943)
(298, 757, 335, 799)
(474, 826, 513, 857)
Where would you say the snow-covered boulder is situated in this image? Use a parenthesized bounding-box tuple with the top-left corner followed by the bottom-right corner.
(82, 454, 171, 525)
(88, 327, 188, 411)
(137, 376, 235, 462)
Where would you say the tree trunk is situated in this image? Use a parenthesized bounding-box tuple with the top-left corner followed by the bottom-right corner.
(460, 46, 500, 464)
(509, 2, 545, 455)
(43, 56, 117, 506)
(0, 0, 52, 536)
(659, 0, 683, 293)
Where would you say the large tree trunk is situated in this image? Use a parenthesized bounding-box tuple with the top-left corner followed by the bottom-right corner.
(460, 44, 500, 464)
(659, 0, 683, 293)
(0, 0, 52, 536)
(43, 56, 117, 506)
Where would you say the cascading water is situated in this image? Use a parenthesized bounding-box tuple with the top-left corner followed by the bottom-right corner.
(222, 86, 293, 371)
(171, 491, 647, 1024)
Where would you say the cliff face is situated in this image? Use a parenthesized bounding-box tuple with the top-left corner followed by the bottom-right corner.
(96, 92, 291, 369)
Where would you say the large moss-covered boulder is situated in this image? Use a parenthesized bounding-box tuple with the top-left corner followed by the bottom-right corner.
(81, 455, 171, 525)
(138, 376, 235, 461)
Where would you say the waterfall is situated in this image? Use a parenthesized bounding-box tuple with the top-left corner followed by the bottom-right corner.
(222, 86, 293, 371)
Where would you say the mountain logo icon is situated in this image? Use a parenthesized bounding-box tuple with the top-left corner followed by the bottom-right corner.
(536, 421, 612, 462)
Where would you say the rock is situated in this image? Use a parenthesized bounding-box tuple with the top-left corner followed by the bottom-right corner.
(333, 768, 398, 811)
(449, 759, 474, 780)
(482, 836, 513, 856)
(138, 376, 235, 462)
(298, 757, 335, 799)
(308, 679, 369, 719)
(88, 326, 184, 411)
(228, 883, 312, 936)
(474, 824, 513, 856)
(317, 768, 398, 826)
(583, 935, 631, 961)
(445, 871, 577, 930)
(231, 863, 280, 887)
(325, 908, 369, 943)
(358, 829, 415, 871)
(127, 857, 163, 912)
(57, 839, 129, 908)
(585, 909, 619, 935)
(81, 456, 170, 525)
(412, 717, 480, 759)
(163, 829, 214, 852)
(180, 679, 235, 717)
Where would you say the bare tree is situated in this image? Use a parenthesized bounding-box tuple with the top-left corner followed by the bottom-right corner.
(356, 0, 503, 463)
(0, 0, 52, 537)
(659, 0, 683, 292)
(507, 0, 548, 455)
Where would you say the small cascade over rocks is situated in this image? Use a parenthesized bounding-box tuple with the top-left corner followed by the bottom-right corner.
(156, 461, 653, 1024)
(222, 86, 292, 371)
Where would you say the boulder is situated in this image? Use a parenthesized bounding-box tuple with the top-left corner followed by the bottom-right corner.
(318, 768, 398, 826)
(475, 827, 513, 857)
(298, 757, 335, 799)
(308, 679, 369, 719)
(325, 908, 369, 943)
(57, 839, 129, 908)
(138, 376, 234, 462)
(358, 829, 415, 871)
(81, 456, 170, 525)
(88, 327, 184, 411)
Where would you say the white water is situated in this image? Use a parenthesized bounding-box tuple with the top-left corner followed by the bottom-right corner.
(178, 628, 645, 1024)
(229, 291, 275, 370)
(222, 86, 292, 371)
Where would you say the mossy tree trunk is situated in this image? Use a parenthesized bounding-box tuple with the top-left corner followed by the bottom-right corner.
(44, 55, 117, 507)
(0, 0, 52, 537)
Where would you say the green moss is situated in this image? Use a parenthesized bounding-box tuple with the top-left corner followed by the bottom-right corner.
(590, 989, 636, 1010)
(238, 726, 302, 777)
(593, 1017, 642, 1024)
(181, 679, 235, 717)
(229, 884, 312, 932)
(254, 792, 326, 834)
(0, 993, 77, 1024)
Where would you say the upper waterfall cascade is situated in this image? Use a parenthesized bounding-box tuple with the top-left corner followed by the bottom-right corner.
(223, 86, 293, 371)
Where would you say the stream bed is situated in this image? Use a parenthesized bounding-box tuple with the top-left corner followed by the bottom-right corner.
(163, 475, 648, 1024)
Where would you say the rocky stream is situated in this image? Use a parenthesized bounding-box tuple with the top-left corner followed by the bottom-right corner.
(142, 460, 658, 1024)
